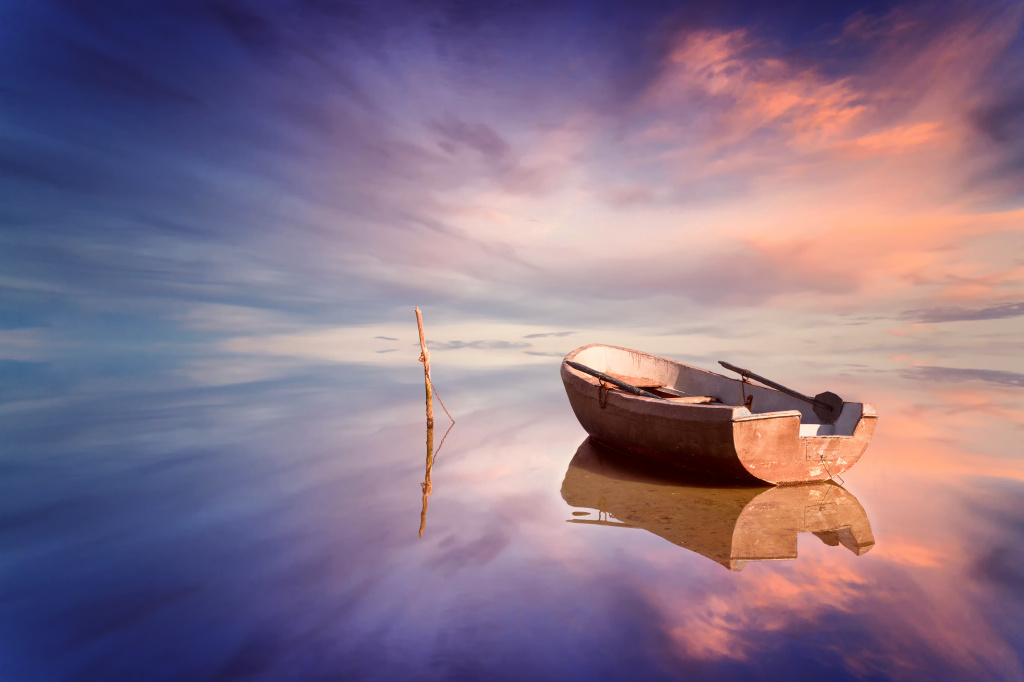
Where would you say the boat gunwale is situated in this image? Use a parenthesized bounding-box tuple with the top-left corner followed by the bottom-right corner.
(566, 344, 819, 417)
(563, 343, 877, 441)
(563, 343, 740, 415)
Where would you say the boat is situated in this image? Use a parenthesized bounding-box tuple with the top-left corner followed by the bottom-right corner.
(560, 344, 877, 484)
(561, 438, 874, 571)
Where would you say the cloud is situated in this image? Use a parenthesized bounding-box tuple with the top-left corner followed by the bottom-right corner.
(522, 331, 575, 339)
(607, 186, 657, 208)
(430, 114, 511, 160)
(541, 236, 864, 305)
(646, 28, 867, 151)
(971, 87, 1024, 199)
(0, 329, 73, 362)
(3, 0, 1023, 377)
(602, 3, 1024, 213)
(178, 304, 303, 334)
(901, 302, 1024, 323)
(838, 122, 947, 157)
(426, 531, 511, 576)
(903, 366, 1024, 388)
(432, 340, 531, 351)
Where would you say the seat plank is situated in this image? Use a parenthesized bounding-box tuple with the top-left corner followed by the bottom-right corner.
(654, 386, 690, 397)
(604, 372, 664, 388)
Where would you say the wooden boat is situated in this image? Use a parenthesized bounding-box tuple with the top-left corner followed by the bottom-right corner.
(561, 438, 874, 571)
(560, 344, 877, 484)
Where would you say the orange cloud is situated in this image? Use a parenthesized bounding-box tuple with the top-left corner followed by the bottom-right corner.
(647, 29, 867, 151)
(664, 557, 869, 661)
(649, 521, 1020, 678)
(839, 122, 948, 157)
(870, 541, 945, 568)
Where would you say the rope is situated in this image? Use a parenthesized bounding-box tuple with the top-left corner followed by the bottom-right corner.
(419, 419, 454, 539)
(739, 375, 753, 410)
(431, 420, 455, 464)
(428, 376, 455, 424)
(817, 481, 837, 511)
(820, 454, 844, 485)
(419, 351, 454, 424)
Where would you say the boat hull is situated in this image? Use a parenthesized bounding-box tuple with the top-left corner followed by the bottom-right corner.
(561, 345, 877, 484)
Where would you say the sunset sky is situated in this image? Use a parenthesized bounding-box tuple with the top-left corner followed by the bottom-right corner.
(2, 0, 1022, 385)
(2, 4, 1023, 679)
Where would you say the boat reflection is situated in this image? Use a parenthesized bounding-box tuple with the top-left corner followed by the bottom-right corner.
(561, 438, 874, 571)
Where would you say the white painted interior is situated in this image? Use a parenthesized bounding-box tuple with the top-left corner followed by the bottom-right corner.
(570, 345, 862, 436)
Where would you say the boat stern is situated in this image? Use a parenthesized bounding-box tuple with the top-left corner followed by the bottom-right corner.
(733, 403, 878, 484)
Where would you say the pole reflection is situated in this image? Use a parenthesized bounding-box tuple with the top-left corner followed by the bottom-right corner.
(419, 420, 453, 539)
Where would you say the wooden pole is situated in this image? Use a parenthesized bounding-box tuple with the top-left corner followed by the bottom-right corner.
(418, 421, 453, 538)
(419, 420, 433, 538)
(415, 307, 433, 428)
(416, 306, 434, 539)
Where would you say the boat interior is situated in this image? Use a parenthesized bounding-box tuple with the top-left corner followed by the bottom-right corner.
(570, 345, 864, 437)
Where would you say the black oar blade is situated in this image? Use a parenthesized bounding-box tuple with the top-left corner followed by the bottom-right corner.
(813, 391, 844, 425)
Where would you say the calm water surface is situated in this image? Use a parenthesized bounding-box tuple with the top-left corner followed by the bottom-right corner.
(2, 354, 1023, 681)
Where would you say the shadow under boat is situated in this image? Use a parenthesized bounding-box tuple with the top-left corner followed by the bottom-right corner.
(561, 438, 874, 571)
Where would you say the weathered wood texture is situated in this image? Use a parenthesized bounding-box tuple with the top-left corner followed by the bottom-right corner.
(560, 344, 877, 484)
(603, 372, 665, 388)
(415, 307, 433, 428)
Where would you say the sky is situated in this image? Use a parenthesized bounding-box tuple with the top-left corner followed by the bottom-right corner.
(1, 0, 1022, 384)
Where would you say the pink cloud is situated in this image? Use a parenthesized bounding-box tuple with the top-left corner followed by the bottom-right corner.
(644, 29, 868, 153)
(838, 122, 948, 157)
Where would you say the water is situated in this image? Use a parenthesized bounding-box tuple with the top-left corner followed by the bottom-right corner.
(2, 349, 1022, 681)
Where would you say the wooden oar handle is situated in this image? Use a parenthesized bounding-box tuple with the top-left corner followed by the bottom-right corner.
(718, 360, 833, 413)
(566, 361, 665, 400)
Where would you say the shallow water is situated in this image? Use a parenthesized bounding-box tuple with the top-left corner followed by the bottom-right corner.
(2, 352, 1022, 681)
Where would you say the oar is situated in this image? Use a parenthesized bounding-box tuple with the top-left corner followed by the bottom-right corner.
(565, 361, 665, 400)
(718, 361, 844, 424)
